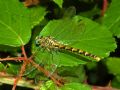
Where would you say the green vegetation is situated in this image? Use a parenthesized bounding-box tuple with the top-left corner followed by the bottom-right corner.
(0, 0, 120, 90)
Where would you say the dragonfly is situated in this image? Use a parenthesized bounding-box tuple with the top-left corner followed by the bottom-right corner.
(35, 36, 101, 61)
(25, 16, 103, 78)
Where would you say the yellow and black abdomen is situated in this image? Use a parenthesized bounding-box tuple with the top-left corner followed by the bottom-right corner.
(57, 44, 101, 61)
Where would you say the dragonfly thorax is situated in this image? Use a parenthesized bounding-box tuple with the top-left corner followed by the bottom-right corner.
(35, 36, 62, 51)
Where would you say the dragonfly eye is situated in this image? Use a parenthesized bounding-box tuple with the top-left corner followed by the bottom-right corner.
(35, 36, 40, 47)
(35, 40, 40, 47)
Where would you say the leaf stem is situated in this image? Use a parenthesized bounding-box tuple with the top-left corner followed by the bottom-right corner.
(101, 0, 108, 16)
(12, 45, 28, 90)
(0, 57, 25, 61)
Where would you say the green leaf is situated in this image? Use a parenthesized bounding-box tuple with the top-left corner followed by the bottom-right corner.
(106, 57, 120, 75)
(0, 0, 46, 47)
(40, 16, 116, 57)
(111, 77, 120, 89)
(53, 0, 63, 8)
(58, 65, 86, 83)
(40, 80, 59, 90)
(35, 16, 116, 68)
(24, 67, 39, 78)
(40, 81, 91, 90)
(86, 62, 97, 70)
(60, 83, 91, 90)
(103, 0, 120, 37)
(0, 62, 4, 71)
(6, 63, 21, 75)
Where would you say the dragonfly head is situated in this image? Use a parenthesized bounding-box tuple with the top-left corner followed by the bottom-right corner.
(35, 36, 56, 49)
(35, 36, 41, 47)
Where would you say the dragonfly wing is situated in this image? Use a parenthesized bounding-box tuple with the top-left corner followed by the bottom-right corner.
(34, 50, 60, 76)
(57, 51, 87, 67)
(40, 17, 84, 45)
(38, 50, 87, 68)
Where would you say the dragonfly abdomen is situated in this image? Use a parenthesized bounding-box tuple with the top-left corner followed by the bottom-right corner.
(59, 45, 101, 61)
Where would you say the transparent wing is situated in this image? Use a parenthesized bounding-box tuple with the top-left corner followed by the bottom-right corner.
(33, 49, 60, 77)
(40, 16, 85, 48)
(24, 46, 59, 77)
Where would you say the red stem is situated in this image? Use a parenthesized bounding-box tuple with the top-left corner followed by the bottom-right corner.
(12, 46, 28, 90)
(29, 59, 63, 86)
(101, 0, 108, 16)
(21, 45, 28, 59)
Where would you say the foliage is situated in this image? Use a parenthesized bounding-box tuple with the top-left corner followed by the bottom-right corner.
(0, 0, 46, 46)
(103, 0, 120, 37)
(0, 0, 120, 90)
